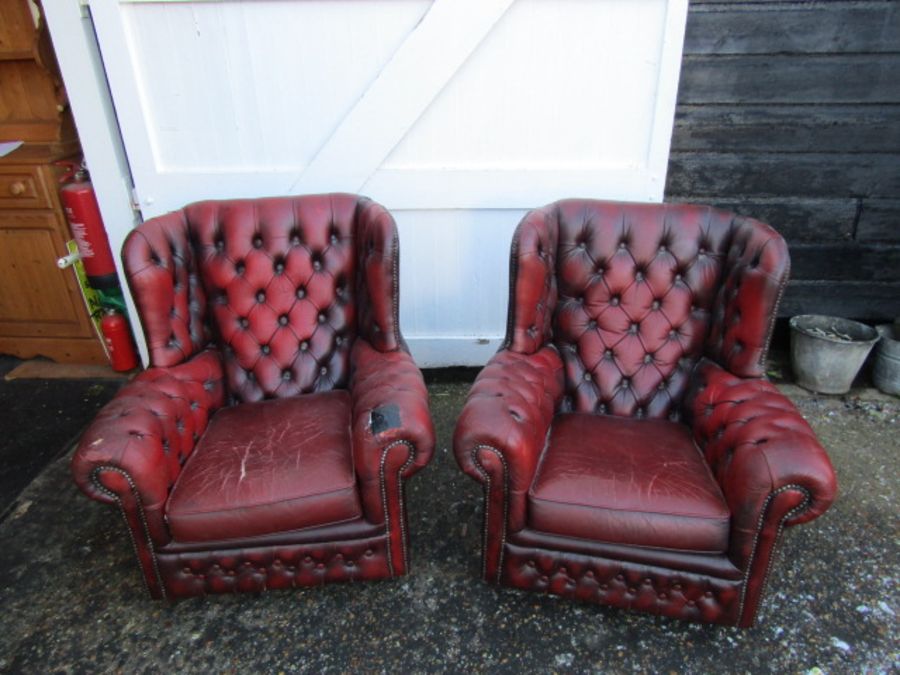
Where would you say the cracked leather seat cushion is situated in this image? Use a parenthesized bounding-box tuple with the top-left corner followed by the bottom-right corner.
(528, 413, 730, 553)
(166, 391, 361, 543)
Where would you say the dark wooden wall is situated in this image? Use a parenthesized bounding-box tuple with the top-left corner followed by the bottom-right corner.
(666, 0, 900, 319)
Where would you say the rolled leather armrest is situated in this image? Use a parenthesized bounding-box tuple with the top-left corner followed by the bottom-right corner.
(453, 346, 565, 531)
(71, 350, 225, 545)
(349, 338, 435, 522)
(684, 359, 837, 569)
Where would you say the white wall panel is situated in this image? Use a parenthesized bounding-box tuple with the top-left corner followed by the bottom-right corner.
(58, 0, 688, 366)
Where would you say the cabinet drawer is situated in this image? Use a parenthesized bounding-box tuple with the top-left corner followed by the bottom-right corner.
(0, 165, 53, 209)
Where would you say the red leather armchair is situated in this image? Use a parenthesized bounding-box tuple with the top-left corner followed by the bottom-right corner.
(72, 194, 434, 599)
(454, 199, 836, 626)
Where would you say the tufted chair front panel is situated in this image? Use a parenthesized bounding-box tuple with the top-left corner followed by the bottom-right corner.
(553, 200, 743, 419)
(186, 195, 359, 402)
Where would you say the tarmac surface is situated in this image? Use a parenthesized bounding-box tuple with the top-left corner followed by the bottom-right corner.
(0, 368, 896, 673)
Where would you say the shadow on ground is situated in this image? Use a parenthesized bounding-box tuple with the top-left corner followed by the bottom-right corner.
(0, 371, 896, 672)
(0, 356, 121, 518)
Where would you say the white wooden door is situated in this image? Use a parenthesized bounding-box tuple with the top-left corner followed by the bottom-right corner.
(87, 0, 688, 366)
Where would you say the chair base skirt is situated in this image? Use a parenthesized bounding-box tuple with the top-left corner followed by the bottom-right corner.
(154, 534, 393, 598)
(501, 543, 746, 626)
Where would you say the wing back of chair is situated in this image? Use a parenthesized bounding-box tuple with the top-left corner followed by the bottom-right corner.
(124, 210, 213, 368)
(503, 199, 790, 420)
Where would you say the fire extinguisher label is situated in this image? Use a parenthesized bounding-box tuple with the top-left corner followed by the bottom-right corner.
(66, 208, 96, 259)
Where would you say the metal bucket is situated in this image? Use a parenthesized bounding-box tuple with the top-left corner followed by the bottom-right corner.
(790, 315, 879, 394)
(874, 323, 900, 396)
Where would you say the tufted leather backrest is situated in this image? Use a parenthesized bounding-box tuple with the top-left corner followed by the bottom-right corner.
(505, 199, 789, 420)
(124, 194, 402, 403)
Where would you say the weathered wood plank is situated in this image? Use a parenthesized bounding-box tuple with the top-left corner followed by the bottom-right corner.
(672, 105, 900, 153)
(666, 153, 900, 198)
(780, 281, 900, 319)
(857, 199, 900, 242)
(684, 2, 900, 55)
(678, 55, 900, 104)
(789, 244, 900, 281)
(665, 196, 857, 241)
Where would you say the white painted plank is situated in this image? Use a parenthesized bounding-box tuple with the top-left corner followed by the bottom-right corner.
(645, 0, 689, 196)
(42, 0, 148, 364)
(290, 0, 516, 194)
(407, 336, 504, 368)
(384, 0, 670, 176)
(366, 168, 661, 209)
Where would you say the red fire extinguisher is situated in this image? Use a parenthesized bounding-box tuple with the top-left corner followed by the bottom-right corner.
(58, 161, 119, 289)
(101, 310, 139, 372)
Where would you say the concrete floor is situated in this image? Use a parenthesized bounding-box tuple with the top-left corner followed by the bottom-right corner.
(0, 372, 897, 673)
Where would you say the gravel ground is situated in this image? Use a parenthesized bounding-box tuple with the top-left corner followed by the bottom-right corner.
(0, 374, 896, 673)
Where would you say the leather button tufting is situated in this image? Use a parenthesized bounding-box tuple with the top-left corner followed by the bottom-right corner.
(256, 291, 265, 303)
(296, 287, 306, 299)
(300, 341, 309, 351)
(278, 315, 289, 326)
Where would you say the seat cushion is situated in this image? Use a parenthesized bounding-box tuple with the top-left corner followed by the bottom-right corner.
(528, 413, 730, 553)
(167, 391, 361, 542)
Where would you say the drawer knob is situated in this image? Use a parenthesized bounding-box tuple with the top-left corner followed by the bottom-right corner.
(9, 181, 26, 196)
